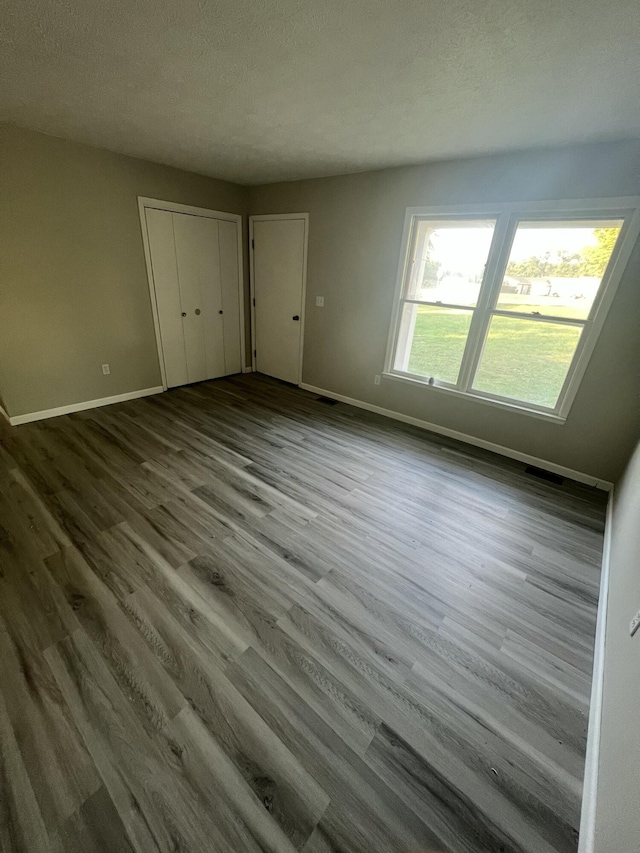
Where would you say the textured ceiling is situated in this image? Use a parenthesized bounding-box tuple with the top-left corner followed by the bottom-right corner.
(2, 0, 640, 184)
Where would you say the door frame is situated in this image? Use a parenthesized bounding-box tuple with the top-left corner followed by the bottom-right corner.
(249, 213, 309, 384)
(138, 197, 247, 390)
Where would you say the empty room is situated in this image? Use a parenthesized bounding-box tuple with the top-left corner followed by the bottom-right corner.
(1, 1, 639, 851)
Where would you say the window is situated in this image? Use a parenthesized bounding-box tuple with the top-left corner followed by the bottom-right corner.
(386, 200, 640, 419)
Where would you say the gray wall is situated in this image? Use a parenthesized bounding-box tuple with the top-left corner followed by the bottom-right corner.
(593, 439, 640, 851)
(0, 124, 249, 417)
(249, 140, 640, 483)
(2, 127, 639, 481)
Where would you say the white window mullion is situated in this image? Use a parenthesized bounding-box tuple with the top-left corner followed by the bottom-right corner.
(457, 213, 517, 392)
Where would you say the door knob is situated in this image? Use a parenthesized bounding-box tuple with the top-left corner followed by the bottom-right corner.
(181, 312, 187, 317)
(219, 310, 223, 315)
(292, 315, 300, 321)
(195, 308, 201, 316)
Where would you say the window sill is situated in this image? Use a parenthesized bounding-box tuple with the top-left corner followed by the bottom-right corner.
(381, 371, 567, 423)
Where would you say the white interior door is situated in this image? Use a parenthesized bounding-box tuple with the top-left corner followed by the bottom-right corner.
(172, 213, 225, 383)
(145, 208, 187, 387)
(252, 216, 307, 384)
(144, 205, 242, 388)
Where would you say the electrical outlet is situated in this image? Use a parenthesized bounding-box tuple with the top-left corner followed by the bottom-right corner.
(102, 364, 110, 375)
(630, 610, 640, 637)
(315, 296, 325, 307)
(374, 375, 381, 385)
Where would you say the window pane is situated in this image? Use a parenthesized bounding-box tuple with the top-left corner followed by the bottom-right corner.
(473, 316, 582, 408)
(406, 218, 495, 306)
(394, 304, 472, 384)
(497, 219, 623, 320)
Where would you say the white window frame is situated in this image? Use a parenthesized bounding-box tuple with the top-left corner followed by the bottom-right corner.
(384, 197, 640, 422)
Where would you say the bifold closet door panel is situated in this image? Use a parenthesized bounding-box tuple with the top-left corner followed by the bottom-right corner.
(218, 219, 242, 375)
(145, 208, 189, 388)
(172, 213, 226, 383)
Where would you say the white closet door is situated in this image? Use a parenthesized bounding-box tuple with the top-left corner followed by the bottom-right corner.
(145, 208, 189, 387)
(144, 205, 243, 388)
(218, 219, 242, 375)
(252, 217, 306, 384)
(172, 213, 226, 384)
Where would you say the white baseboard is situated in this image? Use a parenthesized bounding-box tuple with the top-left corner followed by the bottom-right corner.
(242, 366, 254, 374)
(9, 386, 164, 425)
(578, 488, 613, 853)
(0, 402, 10, 424)
(299, 382, 613, 491)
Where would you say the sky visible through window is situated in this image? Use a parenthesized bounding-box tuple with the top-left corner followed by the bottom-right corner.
(420, 222, 618, 279)
(510, 225, 602, 260)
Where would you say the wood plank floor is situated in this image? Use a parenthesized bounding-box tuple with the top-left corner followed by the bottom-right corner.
(0, 374, 605, 853)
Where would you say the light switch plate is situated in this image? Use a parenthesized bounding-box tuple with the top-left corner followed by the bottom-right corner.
(101, 364, 110, 375)
(630, 610, 640, 637)
(315, 296, 324, 307)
